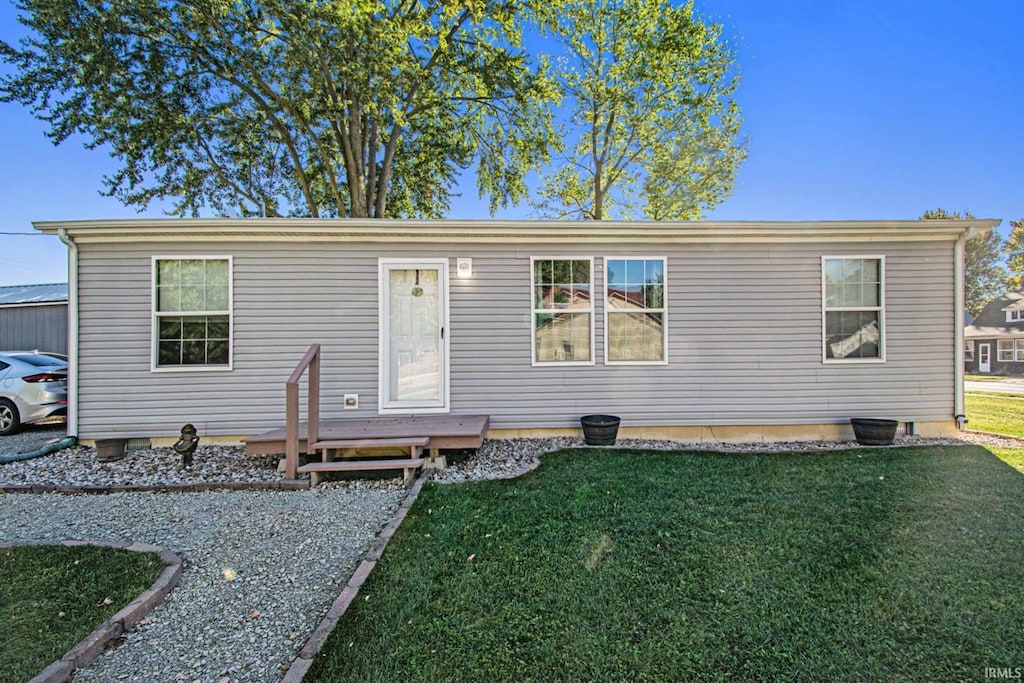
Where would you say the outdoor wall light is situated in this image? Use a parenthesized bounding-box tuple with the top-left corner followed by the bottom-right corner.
(456, 258, 473, 277)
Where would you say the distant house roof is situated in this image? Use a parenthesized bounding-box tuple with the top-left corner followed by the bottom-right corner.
(1002, 298, 1024, 312)
(0, 283, 68, 307)
(965, 290, 1024, 339)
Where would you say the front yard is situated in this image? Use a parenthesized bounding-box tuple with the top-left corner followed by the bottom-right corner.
(307, 445, 1024, 682)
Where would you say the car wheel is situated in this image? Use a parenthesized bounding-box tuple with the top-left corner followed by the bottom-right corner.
(0, 399, 20, 436)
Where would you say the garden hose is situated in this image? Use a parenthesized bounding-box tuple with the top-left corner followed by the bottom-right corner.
(0, 436, 78, 464)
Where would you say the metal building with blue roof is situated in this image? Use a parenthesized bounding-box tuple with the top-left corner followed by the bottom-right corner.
(0, 282, 69, 353)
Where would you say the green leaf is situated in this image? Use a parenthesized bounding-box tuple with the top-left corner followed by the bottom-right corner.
(1, 0, 560, 218)
(921, 209, 1006, 316)
(533, 0, 746, 220)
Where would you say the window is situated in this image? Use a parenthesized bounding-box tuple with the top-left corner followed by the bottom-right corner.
(605, 258, 667, 363)
(823, 257, 884, 361)
(998, 340, 1013, 362)
(153, 257, 232, 369)
(964, 340, 974, 361)
(1007, 310, 1024, 322)
(532, 258, 593, 364)
(997, 339, 1024, 362)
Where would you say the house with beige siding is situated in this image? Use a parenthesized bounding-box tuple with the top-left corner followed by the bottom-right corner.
(36, 218, 998, 448)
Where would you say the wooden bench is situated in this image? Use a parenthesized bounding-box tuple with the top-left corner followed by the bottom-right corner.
(300, 436, 431, 486)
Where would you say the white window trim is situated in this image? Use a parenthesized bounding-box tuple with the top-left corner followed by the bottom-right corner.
(964, 340, 974, 362)
(603, 256, 669, 366)
(997, 338, 1024, 363)
(151, 255, 233, 373)
(377, 258, 451, 415)
(998, 339, 1014, 362)
(821, 255, 886, 364)
(530, 256, 595, 366)
(1007, 310, 1024, 322)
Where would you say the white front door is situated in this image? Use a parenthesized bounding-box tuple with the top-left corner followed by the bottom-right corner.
(379, 259, 449, 413)
(979, 343, 991, 373)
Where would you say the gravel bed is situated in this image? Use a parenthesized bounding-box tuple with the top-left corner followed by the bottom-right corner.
(429, 434, 984, 483)
(0, 427, 1007, 489)
(0, 442, 288, 489)
(956, 430, 1024, 448)
(0, 487, 405, 682)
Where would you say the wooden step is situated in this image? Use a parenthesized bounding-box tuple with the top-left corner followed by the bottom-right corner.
(309, 436, 430, 450)
(297, 458, 425, 472)
(297, 458, 425, 486)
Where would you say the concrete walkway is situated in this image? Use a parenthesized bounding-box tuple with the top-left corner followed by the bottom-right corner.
(966, 378, 1024, 395)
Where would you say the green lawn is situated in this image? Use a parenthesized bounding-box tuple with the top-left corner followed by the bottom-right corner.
(0, 544, 164, 681)
(966, 392, 1024, 438)
(965, 392, 1024, 472)
(307, 446, 1024, 682)
(988, 447, 1024, 472)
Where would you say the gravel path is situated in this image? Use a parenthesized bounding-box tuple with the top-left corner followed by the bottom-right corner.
(0, 486, 404, 682)
(1, 428, 1016, 682)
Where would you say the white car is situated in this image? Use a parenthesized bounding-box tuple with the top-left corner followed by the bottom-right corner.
(0, 351, 68, 436)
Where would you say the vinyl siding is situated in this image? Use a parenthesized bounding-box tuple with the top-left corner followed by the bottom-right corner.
(0, 304, 68, 354)
(74, 239, 956, 438)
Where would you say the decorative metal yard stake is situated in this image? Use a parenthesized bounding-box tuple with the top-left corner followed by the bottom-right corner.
(173, 423, 200, 468)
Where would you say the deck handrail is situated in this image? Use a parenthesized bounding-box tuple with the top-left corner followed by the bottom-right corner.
(285, 344, 320, 479)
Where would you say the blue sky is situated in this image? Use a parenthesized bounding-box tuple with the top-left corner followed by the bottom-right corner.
(1, 0, 1021, 286)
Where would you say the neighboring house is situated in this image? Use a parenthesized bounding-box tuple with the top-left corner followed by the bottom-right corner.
(0, 282, 68, 354)
(35, 218, 997, 445)
(964, 290, 1024, 375)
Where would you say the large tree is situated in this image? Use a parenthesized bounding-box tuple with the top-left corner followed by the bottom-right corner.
(1003, 218, 1024, 291)
(0, 0, 558, 218)
(921, 209, 1005, 316)
(533, 0, 746, 220)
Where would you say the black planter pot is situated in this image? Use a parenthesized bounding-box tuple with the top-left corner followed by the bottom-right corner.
(580, 415, 620, 446)
(850, 418, 898, 446)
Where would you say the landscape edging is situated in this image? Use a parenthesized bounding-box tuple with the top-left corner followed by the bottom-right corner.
(0, 540, 184, 683)
(0, 480, 310, 494)
(281, 468, 433, 682)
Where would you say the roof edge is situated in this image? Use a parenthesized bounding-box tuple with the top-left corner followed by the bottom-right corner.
(34, 217, 1002, 242)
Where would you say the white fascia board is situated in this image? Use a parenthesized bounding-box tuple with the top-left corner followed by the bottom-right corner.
(34, 218, 1003, 245)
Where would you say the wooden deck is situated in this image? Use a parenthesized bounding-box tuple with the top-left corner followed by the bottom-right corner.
(257, 347, 489, 482)
(243, 414, 490, 456)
